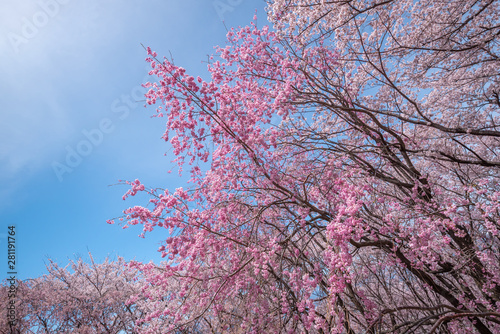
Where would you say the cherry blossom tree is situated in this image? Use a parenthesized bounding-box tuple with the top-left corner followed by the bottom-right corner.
(111, 0, 500, 333)
(0, 255, 166, 334)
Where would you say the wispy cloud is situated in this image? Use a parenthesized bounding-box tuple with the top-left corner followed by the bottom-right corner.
(0, 1, 141, 182)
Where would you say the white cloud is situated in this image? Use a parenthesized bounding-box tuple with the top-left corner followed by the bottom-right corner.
(0, 0, 139, 180)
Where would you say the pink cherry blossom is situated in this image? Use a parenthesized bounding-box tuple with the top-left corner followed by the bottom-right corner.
(91, 1, 500, 332)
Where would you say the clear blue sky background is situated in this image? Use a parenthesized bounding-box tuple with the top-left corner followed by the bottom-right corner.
(0, 0, 267, 280)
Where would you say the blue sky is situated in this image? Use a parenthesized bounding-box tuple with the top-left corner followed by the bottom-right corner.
(0, 0, 266, 280)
